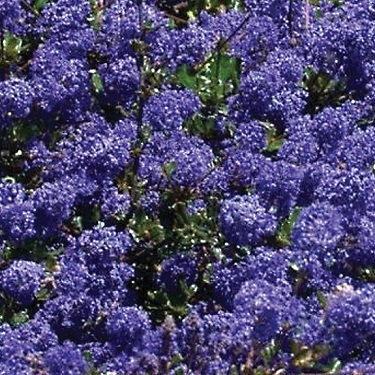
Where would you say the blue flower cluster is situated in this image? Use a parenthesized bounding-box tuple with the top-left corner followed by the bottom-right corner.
(1, 0, 375, 373)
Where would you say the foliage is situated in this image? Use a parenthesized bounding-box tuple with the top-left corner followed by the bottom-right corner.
(0, 0, 375, 374)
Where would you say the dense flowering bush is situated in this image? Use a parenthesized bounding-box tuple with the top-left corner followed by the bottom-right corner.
(1, 0, 375, 374)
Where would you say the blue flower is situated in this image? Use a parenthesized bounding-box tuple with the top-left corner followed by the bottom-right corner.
(0, 260, 45, 306)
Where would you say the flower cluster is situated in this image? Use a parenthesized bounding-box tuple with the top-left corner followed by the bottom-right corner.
(1, 0, 375, 374)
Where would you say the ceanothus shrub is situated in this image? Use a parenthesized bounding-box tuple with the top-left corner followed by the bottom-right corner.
(0, 0, 374, 374)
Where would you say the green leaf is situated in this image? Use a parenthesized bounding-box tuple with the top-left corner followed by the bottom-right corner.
(176, 65, 198, 91)
(170, 353, 183, 367)
(301, 66, 347, 113)
(147, 223, 165, 244)
(261, 339, 278, 364)
(2, 32, 23, 63)
(45, 257, 56, 272)
(147, 290, 168, 305)
(265, 125, 284, 154)
(316, 291, 327, 309)
(88, 0, 105, 30)
(33, 0, 50, 10)
(179, 280, 198, 298)
(83, 351, 93, 363)
(330, 0, 344, 7)
(267, 138, 284, 152)
(218, 54, 239, 87)
(275, 207, 302, 247)
(173, 201, 189, 226)
(45, 249, 62, 272)
(162, 160, 177, 179)
(35, 287, 50, 302)
(10, 310, 29, 326)
(91, 71, 104, 94)
(12, 122, 42, 143)
(176, 53, 240, 105)
(186, 114, 219, 139)
(317, 358, 342, 373)
(291, 342, 330, 370)
(253, 366, 268, 375)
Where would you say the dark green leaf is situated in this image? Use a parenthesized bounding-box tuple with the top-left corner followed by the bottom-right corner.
(176, 65, 198, 91)
(275, 207, 302, 247)
(170, 353, 183, 367)
(302, 66, 347, 114)
(261, 339, 278, 364)
(218, 54, 239, 86)
(33, 0, 50, 10)
(316, 291, 327, 309)
(176, 53, 240, 105)
(147, 290, 168, 305)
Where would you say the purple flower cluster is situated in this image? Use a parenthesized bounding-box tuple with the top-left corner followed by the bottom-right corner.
(0, 260, 44, 306)
(143, 88, 201, 131)
(220, 194, 277, 246)
(1, 0, 375, 373)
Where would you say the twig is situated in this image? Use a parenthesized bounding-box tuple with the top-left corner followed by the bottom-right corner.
(193, 12, 252, 74)
(164, 12, 188, 25)
(21, 0, 40, 17)
(0, 30, 4, 61)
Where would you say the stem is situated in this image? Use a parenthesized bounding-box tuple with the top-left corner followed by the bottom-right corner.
(193, 12, 252, 74)
(20, 0, 40, 17)
(121, 0, 146, 226)
(164, 12, 188, 25)
(0, 30, 3, 61)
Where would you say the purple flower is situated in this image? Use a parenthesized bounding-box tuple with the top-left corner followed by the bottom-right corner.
(37, 0, 92, 36)
(0, 260, 45, 306)
(139, 131, 214, 189)
(106, 306, 151, 349)
(324, 283, 375, 358)
(158, 252, 198, 293)
(44, 341, 88, 375)
(0, 79, 34, 126)
(99, 56, 139, 110)
(291, 201, 344, 254)
(30, 43, 91, 121)
(0, 180, 35, 242)
(143, 88, 201, 131)
(0, 1, 23, 33)
(233, 278, 294, 343)
(255, 160, 304, 218)
(220, 194, 277, 247)
(0, 202, 36, 242)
